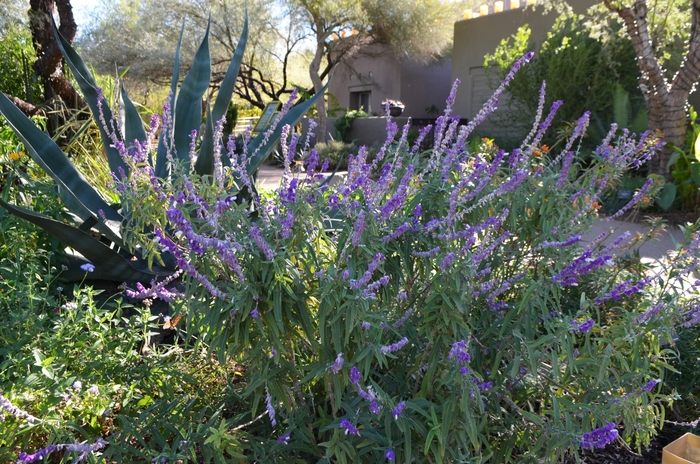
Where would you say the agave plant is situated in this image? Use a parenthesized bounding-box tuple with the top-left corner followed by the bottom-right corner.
(0, 15, 326, 283)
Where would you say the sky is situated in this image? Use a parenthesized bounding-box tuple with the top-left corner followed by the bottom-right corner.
(68, 0, 100, 35)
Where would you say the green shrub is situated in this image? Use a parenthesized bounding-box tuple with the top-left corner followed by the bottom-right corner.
(334, 109, 367, 143)
(314, 139, 358, 171)
(484, 11, 642, 149)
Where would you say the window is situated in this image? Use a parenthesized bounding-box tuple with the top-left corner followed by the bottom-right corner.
(350, 91, 371, 113)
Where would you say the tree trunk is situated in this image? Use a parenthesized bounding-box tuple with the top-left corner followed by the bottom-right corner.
(604, 0, 700, 178)
(28, 0, 85, 110)
(309, 16, 327, 145)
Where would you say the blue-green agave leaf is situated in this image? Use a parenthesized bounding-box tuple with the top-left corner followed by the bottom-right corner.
(195, 104, 215, 175)
(212, 13, 248, 122)
(172, 21, 211, 168)
(52, 18, 128, 178)
(0, 200, 163, 282)
(155, 21, 186, 179)
(119, 83, 148, 153)
(0, 92, 124, 245)
(196, 13, 248, 176)
(246, 79, 331, 176)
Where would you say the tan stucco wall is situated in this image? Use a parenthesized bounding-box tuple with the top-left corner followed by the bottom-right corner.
(328, 42, 453, 119)
(451, 0, 596, 137)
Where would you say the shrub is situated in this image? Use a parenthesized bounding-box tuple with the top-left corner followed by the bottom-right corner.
(314, 139, 359, 171)
(2, 22, 700, 464)
(103, 53, 697, 462)
(334, 109, 367, 143)
(484, 11, 642, 149)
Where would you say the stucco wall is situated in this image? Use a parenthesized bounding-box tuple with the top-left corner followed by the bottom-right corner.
(451, 0, 595, 138)
(452, 0, 700, 139)
(328, 43, 453, 119)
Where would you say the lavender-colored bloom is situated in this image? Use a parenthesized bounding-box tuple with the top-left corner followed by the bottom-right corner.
(440, 252, 456, 271)
(385, 449, 396, 460)
(249, 226, 275, 261)
(277, 434, 291, 445)
(352, 210, 367, 247)
(580, 422, 619, 449)
(0, 394, 38, 423)
(72, 381, 82, 391)
(608, 178, 654, 221)
(556, 151, 575, 188)
(80, 263, 95, 273)
(250, 308, 259, 319)
(339, 418, 360, 435)
(349, 366, 362, 385)
(331, 352, 344, 374)
(571, 319, 594, 334)
(641, 379, 660, 392)
(265, 387, 276, 427)
(633, 303, 664, 324)
(392, 401, 406, 420)
(369, 401, 382, 414)
(392, 308, 414, 328)
(380, 337, 409, 355)
(460, 367, 469, 376)
(477, 381, 494, 391)
(538, 234, 581, 250)
(448, 340, 471, 365)
(87, 385, 99, 395)
(361, 321, 371, 330)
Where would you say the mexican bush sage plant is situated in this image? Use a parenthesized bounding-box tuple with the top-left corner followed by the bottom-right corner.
(106, 51, 700, 462)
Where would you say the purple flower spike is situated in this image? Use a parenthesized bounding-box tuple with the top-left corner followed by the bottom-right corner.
(386, 449, 396, 460)
(349, 366, 361, 385)
(277, 433, 291, 445)
(392, 401, 406, 420)
(580, 422, 619, 449)
(331, 352, 344, 374)
(641, 379, 660, 392)
(339, 418, 360, 436)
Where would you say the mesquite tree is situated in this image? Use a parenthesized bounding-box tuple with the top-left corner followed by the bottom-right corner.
(602, 0, 700, 176)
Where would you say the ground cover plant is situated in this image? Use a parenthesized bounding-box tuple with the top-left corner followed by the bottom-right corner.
(1, 16, 700, 464)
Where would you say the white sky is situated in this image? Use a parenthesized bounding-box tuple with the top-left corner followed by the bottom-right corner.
(69, 0, 99, 34)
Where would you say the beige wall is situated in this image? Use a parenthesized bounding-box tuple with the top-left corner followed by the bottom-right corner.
(451, 0, 597, 138)
(328, 43, 453, 119)
(452, 0, 700, 138)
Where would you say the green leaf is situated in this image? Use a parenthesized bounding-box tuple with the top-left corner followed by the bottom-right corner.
(119, 83, 148, 152)
(172, 21, 211, 167)
(245, 79, 331, 176)
(195, 103, 215, 176)
(691, 162, 700, 186)
(0, 200, 165, 282)
(657, 183, 676, 210)
(0, 92, 124, 245)
(52, 17, 128, 178)
(154, 22, 186, 178)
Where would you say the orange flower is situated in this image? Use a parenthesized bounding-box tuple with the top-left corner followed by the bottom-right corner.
(8, 152, 20, 161)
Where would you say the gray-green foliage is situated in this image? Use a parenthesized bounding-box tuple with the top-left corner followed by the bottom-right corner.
(484, 11, 642, 144)
(0, 13, 326, 283)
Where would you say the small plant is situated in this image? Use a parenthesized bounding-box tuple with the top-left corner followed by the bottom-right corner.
(334, 109, 367, 143)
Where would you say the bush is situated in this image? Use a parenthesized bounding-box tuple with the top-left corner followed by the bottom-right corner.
(3, 51, 700, 463)
(484, 11, 643, 149)
(334, 109, 367, 143)
(313, 139, 360, 171)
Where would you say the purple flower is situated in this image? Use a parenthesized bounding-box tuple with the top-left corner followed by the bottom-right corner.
(331, 352, 344, 374)
(392, 401, 406, 420)
(369, 401, 382, 414)
(440, 252, 456, 271)
(339, 418, 360, 436)
(386, 449, 396, 460)
(80, 263, 95, 273)
(87, 385, 99, 395)
(72, 381, 82, 391)
(460, 367, 469, 376)
(265, 387, 276, 427)
(277, 434, 291, 445)
(251, 308, 259, 319)
(361, 321, 371, 330)
(571, 319, 594, 334)
(380, 337, 409, 355)
(477, 381, 494, 391)
(448, 340, 471, 365)
(641, 379, 660, 392)
(349, 366, 361, 385)
(580, 422, 619, 449)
